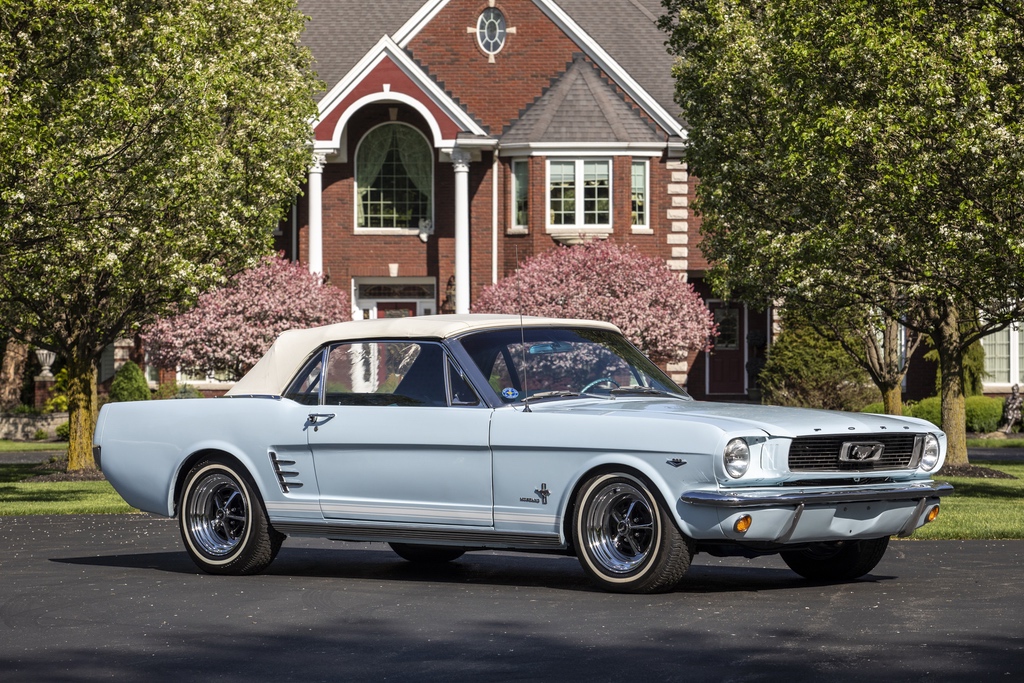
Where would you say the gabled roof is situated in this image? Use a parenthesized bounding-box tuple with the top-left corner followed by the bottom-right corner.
(555, 0, 680, 123)
(502, 55, 663, 147)
(312, 35, 489, 151)
(299, 0, 428, 99)
(297, 0, 686, 139)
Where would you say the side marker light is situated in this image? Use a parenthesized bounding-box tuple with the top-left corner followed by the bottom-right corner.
(734, 515, 752, 534)
(926, 505, 940, 524)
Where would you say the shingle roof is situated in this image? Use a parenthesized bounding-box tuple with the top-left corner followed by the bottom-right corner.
(298, 0, 427, 96)
(555, 0, 680, 120)
(297, 0, 682, 124)
(502, 55, 662, 144)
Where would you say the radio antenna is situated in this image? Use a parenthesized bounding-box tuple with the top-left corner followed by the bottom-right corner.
(515, 245, 530, 412)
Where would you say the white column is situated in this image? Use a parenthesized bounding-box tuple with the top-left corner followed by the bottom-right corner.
(451, 148, 471, 314)
(307, 153, 326, 275)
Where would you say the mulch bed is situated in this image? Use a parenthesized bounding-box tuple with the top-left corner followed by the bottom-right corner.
(28, 457, 106, 482)
(938, 464, 1016, 479)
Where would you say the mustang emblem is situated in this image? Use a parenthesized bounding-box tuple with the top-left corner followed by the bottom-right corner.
(534, 483, 551, 504)
(839, 442, 885, 463)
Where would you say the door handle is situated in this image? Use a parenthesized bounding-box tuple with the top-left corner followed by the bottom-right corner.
(307, 413, 336, 431)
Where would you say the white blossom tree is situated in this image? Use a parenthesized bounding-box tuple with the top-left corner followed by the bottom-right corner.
(661, 0, 1024, 467)
(0, 0, 320, 469)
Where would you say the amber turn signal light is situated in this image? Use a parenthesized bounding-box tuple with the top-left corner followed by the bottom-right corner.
(926, 505, 940, 523)
(734, 514, 753, 533)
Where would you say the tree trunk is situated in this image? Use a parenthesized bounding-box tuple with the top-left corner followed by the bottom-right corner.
(880, 318, 903, 416)
(936, 307, 969, 467)
(1, 339, 29, 411)
(881, 385, 903, 415)
(65, 353, 98, 471)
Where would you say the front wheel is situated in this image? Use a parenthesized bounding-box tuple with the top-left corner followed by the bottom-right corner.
(780, 537, 890, 581)
(179, 457, 283, 575)
(572, 472, 693, 593)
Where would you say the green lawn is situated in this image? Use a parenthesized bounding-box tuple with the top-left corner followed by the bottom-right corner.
(0, 462, 135, 515)
(0, 439, 67, 452)
(908, 460, 1024, 540)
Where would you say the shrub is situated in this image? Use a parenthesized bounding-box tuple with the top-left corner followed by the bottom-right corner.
(109, 361, 150, 402)
(909, 397, 942, 428)
(966, 395, 1004, 433)
(145, 255, 351, 380)
(861, 401, 885, 414)
(906, 395, 1004, 432)
(473, 240, 716, 362)
(759, 323, 880, 410)
(33, 428, 48, 440)
(153, 382, 203, 400)
(55, 422, 70, 441)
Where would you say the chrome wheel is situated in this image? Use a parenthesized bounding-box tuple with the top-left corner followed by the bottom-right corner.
(573, 472, 693, 593)
(582, 481, 655, 573)
(185, 472, 249, 557)
(179, 458, 283, 575)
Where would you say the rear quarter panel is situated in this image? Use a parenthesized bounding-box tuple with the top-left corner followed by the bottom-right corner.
(95, 397, 312, 517)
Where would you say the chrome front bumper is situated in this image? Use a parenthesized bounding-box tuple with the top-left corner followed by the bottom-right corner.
(680, 480, 953, 509)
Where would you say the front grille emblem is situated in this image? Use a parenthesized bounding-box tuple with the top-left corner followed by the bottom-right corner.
(839, 441, 885, 463)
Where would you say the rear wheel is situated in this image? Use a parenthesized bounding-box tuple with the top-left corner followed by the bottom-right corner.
(572, 472, 693, 593)
(780, 537, 890, 581)
(179, 457, 283, 575)
(389, 543, 465, 563)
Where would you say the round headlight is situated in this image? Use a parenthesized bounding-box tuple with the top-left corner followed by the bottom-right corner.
(920, 433, 941, 471)
(724, 438, 750, 478)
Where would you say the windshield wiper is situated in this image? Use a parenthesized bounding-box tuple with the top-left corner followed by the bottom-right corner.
(610, 386, 690, 400)
(521, 390, 614, 405)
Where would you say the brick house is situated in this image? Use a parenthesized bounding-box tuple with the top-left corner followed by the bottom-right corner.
(271, 0, 770, 400)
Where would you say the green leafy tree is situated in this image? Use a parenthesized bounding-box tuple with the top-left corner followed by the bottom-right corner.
(661, 0, 1024, 466)
(0, 1, 319, 469)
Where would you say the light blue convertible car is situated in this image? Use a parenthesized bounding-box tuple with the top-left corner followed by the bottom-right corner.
(94, 315, 951, 593)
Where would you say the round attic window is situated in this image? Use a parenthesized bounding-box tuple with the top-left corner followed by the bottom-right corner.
(477, 8, 507, 55)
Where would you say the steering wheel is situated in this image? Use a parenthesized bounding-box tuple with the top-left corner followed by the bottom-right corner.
(581, 377, 620, 393)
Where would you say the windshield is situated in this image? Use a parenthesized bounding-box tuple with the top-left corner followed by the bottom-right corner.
(457, 327, 691, 403)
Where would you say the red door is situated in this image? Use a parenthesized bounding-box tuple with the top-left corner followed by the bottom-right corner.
(376, 302, 416, 318)
(707, 302, 746, 395)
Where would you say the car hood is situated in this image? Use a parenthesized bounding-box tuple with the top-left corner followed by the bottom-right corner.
(536, 397, 937, 438)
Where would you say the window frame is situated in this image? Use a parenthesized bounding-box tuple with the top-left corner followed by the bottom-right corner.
(544, 157, 613, 237)
(353, 122, 434, 236)
(630, 159, 649, 231)
(511, 158, 529, 232)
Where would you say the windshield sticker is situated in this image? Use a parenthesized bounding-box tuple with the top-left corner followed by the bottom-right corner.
(501, 387, 519, 401)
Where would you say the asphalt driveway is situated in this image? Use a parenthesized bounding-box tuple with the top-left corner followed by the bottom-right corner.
(0, 514, 1021, 682)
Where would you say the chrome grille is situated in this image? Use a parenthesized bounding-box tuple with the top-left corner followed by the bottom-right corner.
(788, 434, 919, 472)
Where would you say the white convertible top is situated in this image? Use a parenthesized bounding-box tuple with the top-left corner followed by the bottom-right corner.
(226, 314, 620, 396)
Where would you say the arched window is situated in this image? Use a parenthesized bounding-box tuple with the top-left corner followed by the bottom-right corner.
(356, 123, 433, 228)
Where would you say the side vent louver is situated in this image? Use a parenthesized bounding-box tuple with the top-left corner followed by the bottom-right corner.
(269, 451, 302, 493)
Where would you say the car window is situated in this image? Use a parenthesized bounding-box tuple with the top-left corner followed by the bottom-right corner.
(319, 341, 448, 407)
(283, 351, 324, 405)
(459, 327, 688, 402)
(448, 358, 480, 406)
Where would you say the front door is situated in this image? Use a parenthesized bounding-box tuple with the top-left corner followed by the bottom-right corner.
(376, 301, 416, 318)
(306, 340, 493, 526)
(706, 302, 746, 395)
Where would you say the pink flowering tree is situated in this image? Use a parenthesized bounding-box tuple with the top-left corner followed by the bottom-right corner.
(145, 256, 350, 380)
(473, 241, 716, 363)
